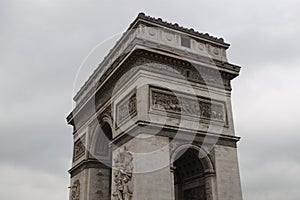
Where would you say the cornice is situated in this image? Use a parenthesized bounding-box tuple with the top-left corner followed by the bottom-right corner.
(66, 48, 240, 126)
(111, 120, 240, 150)
(68, 159, 110, 177)
(72, 13, 234, 105)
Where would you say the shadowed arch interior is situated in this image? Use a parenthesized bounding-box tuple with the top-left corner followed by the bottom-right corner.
(94, 122, 113, 162)
(174, 148, 207, 200)
(94, 122, 113, 199)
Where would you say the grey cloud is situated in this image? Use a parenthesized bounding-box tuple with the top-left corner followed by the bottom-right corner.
(0, 164, 69, 200)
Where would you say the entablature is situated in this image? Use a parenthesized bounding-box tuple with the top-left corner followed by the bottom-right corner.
(72, 13, 240, 110)
(67, 48, 239, 128)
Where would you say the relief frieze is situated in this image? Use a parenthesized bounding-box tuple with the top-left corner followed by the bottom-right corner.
(135, 57, 230, 89)
(150, 88, 226, 123)
(116, 92, 137, 125)
(73, 135, 86, 161)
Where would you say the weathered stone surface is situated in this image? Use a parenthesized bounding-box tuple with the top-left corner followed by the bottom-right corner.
(67, 13, 243, 200)
(214, 145, 243, 200)
(112, 135, 173, 200)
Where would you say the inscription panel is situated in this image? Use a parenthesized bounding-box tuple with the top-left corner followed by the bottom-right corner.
(150, 87, 227, 124)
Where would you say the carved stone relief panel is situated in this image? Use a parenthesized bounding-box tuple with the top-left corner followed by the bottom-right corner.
(150, 87, 227, 124)
(70, 180, 80, 200)
(116, 91, 137, 126)
(73, 134, 86, 161)
(113, 146, 134, 200)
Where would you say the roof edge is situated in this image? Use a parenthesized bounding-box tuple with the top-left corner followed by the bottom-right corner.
(128, 12, 229, 47)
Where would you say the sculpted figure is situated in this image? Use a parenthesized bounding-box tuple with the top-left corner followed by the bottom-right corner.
(113, 146, 134, 200)
(71, 180, 80, 200)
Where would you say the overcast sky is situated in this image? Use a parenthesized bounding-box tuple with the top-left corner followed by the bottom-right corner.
(1, 0, 299, 200)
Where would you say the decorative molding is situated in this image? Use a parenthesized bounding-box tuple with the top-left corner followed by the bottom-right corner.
(113, 146, 134, 200)
(74, 12, 230, 103)
(135, 57, 230, 89)
(113, 65, 140, 92)
(70, 180, 80, 200)
(99, 105, 113, 122)
(150, 87, 226, 123)
(67, 49, 237, 130)
(116, 92, 137, 126)
(69, 159, 110, 177)
(134, 13, 226, 44)
(136, 24, 228, 62)
(170, 143, 215, 174)
(73, 135, 86, 161)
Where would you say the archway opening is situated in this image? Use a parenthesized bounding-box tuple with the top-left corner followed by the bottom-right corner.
(94, 122, 113, 163)
(174, 148, 207, 200)
(94, 122, 113, 199)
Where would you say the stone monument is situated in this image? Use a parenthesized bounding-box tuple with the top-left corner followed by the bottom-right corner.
(67, 13, 243, 200)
